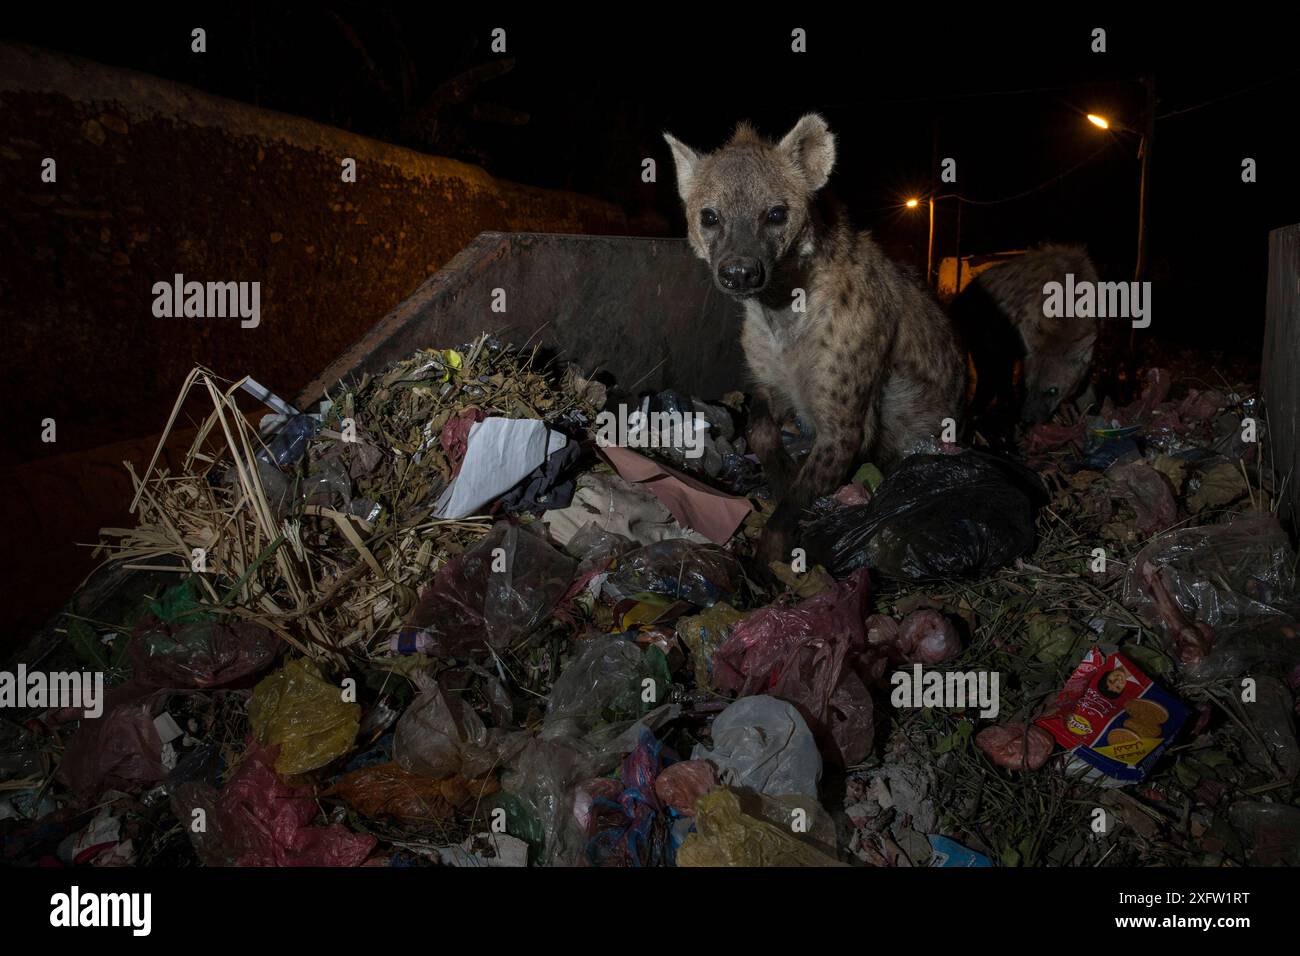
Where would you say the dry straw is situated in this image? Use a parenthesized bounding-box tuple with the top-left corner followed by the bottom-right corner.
(94, 336, 599, 669)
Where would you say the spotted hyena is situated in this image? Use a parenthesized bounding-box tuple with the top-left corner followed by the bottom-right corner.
(663, 114, 966, 564)
(952, 244, 1100, 426)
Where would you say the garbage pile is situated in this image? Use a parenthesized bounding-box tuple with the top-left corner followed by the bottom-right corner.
(3, 343, 1298, 869)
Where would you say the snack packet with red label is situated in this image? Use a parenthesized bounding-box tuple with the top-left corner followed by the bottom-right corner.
(1035, 647, 1187, 787)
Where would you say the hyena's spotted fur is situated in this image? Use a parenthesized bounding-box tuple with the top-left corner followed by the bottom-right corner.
(664, 115, 965, 561)
(956, 244, 1100, 425)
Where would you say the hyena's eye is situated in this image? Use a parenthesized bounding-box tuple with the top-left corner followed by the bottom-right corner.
(700, 209, 720, 228)
(767, 206, 789, 225)
(1044, 386, 1060, 397)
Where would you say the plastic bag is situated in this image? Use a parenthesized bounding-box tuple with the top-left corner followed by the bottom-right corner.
(1104, 461, 1177, 535)
(653, 759, 717, 816)
(393, 676, 520, 779)
(499, 642, 681, 865)
(676, 788, 842, 867)
(543, 636, 655, 740)
(131, 620, 282, 689)
(57, 683, 169, 802)
(323, 762, 499, 823)
(711, 571, 880, 766)
(585, 729, 669, 867)
(172, 741, 375, 867)
(564, 523, 635, 564)
(401, 522, 577, 657)
(247, 659, 360, 775)
(692, 695, 822, 798)
(1121, 512, 1300, 676)
(605, 538, 741, 608)
(498, 737, 597, 865)
(805, 451, 1047, 581)
(895, 610, 963, 664)
(1239, 676, 1300, 781)
(676, 602, 746, 691)
(1228, 802, 1300, 866)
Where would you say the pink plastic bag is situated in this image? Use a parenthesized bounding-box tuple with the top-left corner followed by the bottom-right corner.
(713, 570, 880, 766)
(174, 740, 376, 867)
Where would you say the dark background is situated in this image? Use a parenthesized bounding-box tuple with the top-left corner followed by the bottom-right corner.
(8, 4, 1298, 351)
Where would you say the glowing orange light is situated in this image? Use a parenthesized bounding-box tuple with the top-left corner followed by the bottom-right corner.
(905, 198, 920, 208)
(1086, 114, 1110, 130)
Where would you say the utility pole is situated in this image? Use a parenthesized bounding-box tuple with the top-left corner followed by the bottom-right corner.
(928, 117, 939, 289)
(953, 199, 963, 295)
(1134, 74, 1155, 283)
(927, 197, 936, 290)
(1130, 74, 1156, 355)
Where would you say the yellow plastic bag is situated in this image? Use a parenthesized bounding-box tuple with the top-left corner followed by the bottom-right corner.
(676, 788, 843, 867)
(676, 603, 745, 691)
(248, 658, 360, 775)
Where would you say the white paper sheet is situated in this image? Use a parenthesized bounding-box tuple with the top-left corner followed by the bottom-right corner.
(432, 417, 566, 519)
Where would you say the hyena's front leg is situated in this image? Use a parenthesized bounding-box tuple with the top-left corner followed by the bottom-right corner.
(757, 421, 859, 567)
(756, 366, 881, 567)
(746, 387, 801, 497)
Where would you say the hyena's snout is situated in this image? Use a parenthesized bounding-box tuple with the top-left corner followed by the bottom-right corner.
(717, 256, 767, 293)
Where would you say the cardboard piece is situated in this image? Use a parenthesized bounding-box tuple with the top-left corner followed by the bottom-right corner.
(598, 445, 752, 545)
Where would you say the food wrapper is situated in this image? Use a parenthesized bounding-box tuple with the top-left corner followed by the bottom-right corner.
(1035, 647, 1187, 786)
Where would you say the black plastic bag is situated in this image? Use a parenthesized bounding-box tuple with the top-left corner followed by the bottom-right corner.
(805, 451, 1047, 582)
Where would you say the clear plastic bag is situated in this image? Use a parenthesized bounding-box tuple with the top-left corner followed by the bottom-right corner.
(498, 737, 596, 865)
(1122, 512, 1300, 676)
(393, 674, 524, 780)
(1239, 676, 1300, 781)
(1104, 460, 1177, 535)
(542, 636, 653, 741)
(1228, 802, 1300, 865)
(401, 522, 577, 657)
(605, 538, 741, 608)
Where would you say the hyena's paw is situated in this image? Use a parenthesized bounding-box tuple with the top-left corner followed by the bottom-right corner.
(755, 509, 799, 572)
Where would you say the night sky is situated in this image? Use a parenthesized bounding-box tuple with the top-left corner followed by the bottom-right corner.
(7, 6, 1298, 355)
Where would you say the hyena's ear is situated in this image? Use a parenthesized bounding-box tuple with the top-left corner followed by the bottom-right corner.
(663, 132, 700, 201)
(779, 113, 837, 190)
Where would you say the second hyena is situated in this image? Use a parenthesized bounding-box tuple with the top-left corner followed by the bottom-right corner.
(952, 244, 1100, 426)
(664, 114, 966, 563)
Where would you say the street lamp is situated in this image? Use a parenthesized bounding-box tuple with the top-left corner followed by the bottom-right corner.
(904, 196, 937, 288)
(1085, 78, 1156, 285)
